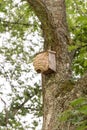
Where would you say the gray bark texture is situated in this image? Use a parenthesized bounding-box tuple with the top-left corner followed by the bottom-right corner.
(27, 0, 87, 130)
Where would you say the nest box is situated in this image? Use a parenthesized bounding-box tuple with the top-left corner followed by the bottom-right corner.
(33, 50, 56, 74)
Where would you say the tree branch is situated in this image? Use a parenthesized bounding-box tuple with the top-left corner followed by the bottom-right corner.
(0, 18, 33, 27)
(76, 73, 87, 95)
(70, 44, 87, 61)
(68, 73, 87, 100)
(0, 98, 8, 130)
(27, 0, 47, 24)
(10, 98, 29, 116)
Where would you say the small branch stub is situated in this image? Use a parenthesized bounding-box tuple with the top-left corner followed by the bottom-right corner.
(33, 50, 56, 74)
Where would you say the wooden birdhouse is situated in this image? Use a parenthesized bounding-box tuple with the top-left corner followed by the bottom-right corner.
(33, 50, 56, 74)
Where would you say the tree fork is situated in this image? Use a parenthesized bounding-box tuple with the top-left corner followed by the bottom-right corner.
(27, 0, 87, 130)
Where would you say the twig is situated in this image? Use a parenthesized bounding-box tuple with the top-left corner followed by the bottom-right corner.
(0, 97, 8, 130)
(0, 18, 33, 27)
(70, 44, 87, 61)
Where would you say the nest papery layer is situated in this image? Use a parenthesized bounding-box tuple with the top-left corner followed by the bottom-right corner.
(33, 52, 49, 73)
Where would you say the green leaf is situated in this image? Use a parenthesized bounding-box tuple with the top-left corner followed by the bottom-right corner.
(84, 60, 87, 67)
(70, 97, 86, 107)
(77, 16, 87, 24)
(78, 105, 87, 115)
(59, 110, 72, 122)
(76, 125, 87, 130)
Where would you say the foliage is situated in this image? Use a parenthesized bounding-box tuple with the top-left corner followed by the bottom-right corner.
(59, 1, 87, 129)
(0, 0, 43, 129)
(59, 97, 87, 130)
(66, 0, 87, 76)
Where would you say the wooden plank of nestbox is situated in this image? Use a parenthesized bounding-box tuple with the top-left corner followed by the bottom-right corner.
(48, 51, 56, 72)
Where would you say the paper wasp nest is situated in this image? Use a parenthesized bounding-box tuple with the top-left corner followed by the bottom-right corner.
(33, 50, 56, 74)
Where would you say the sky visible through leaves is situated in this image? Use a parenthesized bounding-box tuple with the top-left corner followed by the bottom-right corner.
(0, 0, 44, 129)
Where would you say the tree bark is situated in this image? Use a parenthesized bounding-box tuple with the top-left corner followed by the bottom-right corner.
(27, 0, 87, 130)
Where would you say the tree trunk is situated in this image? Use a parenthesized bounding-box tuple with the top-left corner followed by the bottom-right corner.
(27, 0, 87, 130)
